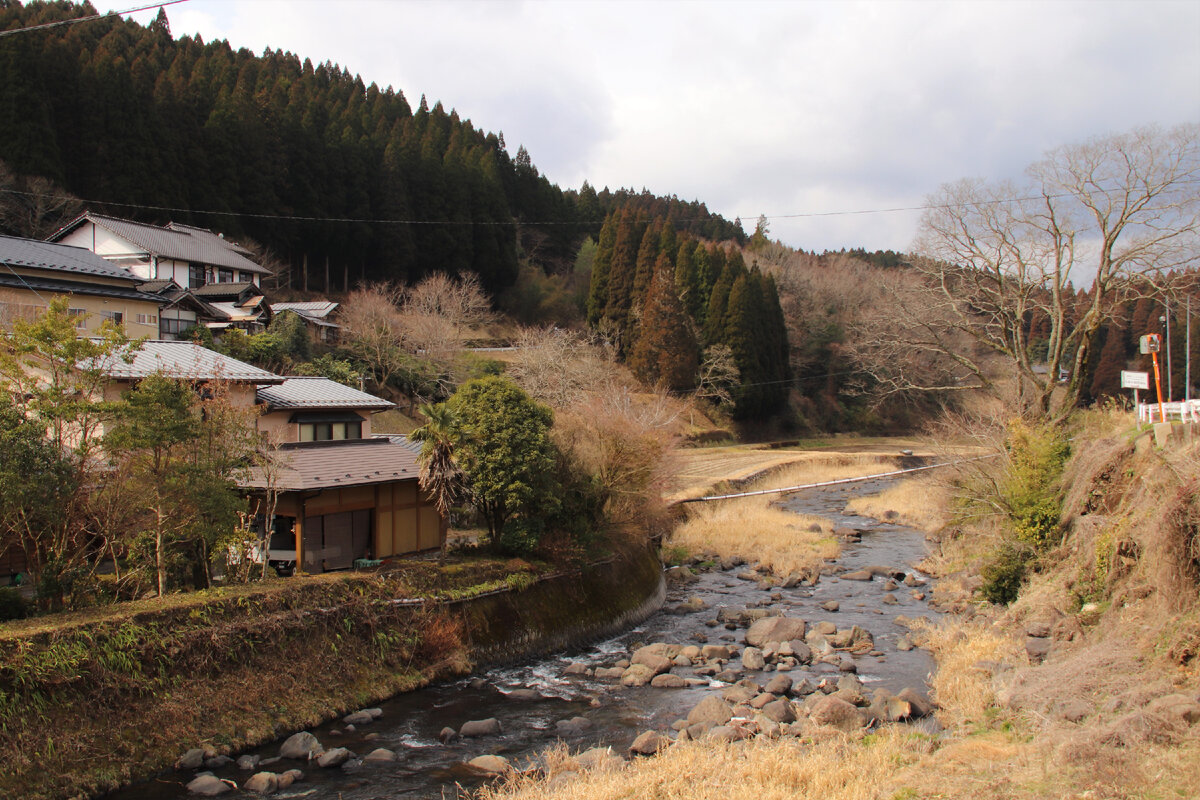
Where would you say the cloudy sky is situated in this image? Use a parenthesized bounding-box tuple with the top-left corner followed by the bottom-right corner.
(95, 0, 1199, 253)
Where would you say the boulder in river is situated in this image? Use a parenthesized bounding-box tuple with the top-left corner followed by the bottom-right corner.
(468, 754, 512, 775)
(279, 732, 322, 760)
(364, 747, 397, 762)
(745, 616, 806, 648)
(809, 695, 866, 732)
(236, 755, 260, 770)
(742, 646, 766, 671)
(243, 772, 279, 795)
(175, 748, 208, 771)
(628, 730, 669, 756)
(438, 726, 459, 744)
(316, 747, 352, 768)
(460, 718, 503, 737)
(185, 774, 235, 796)
(688, 695, 734, 727)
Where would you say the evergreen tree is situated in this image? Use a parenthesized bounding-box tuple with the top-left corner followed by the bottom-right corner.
(629, 258, 699, 392)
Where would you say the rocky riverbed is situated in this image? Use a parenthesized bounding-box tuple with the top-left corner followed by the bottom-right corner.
(108, 476, 942, 799)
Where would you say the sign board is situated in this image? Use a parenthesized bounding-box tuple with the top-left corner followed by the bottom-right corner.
(1121, 370, 1150, 390)
(1139, 334, 1161, 354)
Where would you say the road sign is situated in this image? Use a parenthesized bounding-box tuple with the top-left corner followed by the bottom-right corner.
(1121, 370, 1150, 390)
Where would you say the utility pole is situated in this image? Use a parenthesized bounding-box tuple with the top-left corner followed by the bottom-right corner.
(1163, 301, 1173, 401)
(1187, 295, 1193, 405)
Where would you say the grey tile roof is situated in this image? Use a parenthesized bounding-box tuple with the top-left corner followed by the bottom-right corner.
(191, 281, 260, 298)
(271, 301, 339, 318)
(257, 377, 394, 410)
(0, 273, 162, 303)
(241, 438, 421, 491)
(0, 234, 144, 281)
(100, 340, 285, 382)
(52, 214, 271, 275)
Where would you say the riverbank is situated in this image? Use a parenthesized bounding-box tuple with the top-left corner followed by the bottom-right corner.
(0, 546, 664, 800)
(479, 414, 1200, 800)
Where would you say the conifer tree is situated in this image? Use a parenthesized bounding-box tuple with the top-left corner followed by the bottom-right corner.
(629, 257, 699, 392)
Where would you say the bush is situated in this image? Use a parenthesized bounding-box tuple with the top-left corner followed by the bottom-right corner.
(980, 543, 1030, 605)
(0, 586, 29, 621)
(1001, 420, 1070, 550)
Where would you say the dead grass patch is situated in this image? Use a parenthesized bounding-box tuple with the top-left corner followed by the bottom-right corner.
(844, 475, 953, 531)
(669, 500, 838, 576)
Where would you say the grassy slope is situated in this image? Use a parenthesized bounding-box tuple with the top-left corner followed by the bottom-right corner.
(480, 417, 1200, 800)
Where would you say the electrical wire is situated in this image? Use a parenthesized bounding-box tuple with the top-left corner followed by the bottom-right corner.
(0, 1, 190, 39)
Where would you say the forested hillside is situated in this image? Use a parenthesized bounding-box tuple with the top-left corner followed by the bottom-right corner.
(0, 1, 743, 293)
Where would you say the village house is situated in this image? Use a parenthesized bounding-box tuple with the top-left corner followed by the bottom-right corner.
(48, 212, 273, 336)
(0, 233, 162, 338)
(100, 344, 444, 574)
(270, 300, 340, 342)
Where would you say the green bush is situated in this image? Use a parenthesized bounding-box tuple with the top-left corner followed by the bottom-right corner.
(1001, 420, 1070, 550)
(980, 543, 1030, 605)
(0, 586, 29, 621)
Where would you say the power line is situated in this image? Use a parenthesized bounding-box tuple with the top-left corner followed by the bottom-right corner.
(4, 177, 1194, 231)
(0, 1, 190, 39)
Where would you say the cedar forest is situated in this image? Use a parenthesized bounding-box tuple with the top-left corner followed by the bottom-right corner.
(1, 1, 1197, 429)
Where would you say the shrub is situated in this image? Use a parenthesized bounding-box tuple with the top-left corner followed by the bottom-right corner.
(1000, 419, 1070, 550)
(979, 543, 1030, 605)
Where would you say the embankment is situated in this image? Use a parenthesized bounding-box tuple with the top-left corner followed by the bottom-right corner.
(0, 545, 664, 800)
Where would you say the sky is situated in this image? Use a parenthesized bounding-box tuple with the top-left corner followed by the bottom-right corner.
(93, 0, 1200, 254)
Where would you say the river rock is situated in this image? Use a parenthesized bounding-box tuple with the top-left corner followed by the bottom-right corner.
(723, 685, 757, 704)
(359, 747, 395, 763)
(468, 754, 512, 775)
(897, 687, 933, 718)
(715, 668, 741, 682)
(836, 675, 866, 705)
(820, 600, 840, 612)
(277, 769, 303, 789)
(688, 695, 734, 726)
(316, 747, 352, 768)
(595, 666, 625, 680)
(243, 772, 278, 795)
(438, 726, 459, 744)
(562, 662, 591, 676)
(841, 569, 874, 581)
(838, 656, 858, 673)
(204, 756, 233, 770)
(651, 673, 688, 688)
(701, 644, 731, 661)
(764, 674, 793, 696)
(236, 755, 260, 770)
(628, 730, 669, 755)
(867, 692, 912, 723)
(631, 651, 674, 675)
(505, 688, 543, 701)
(761, 698, 797, 723)
(343, 711, 375, 725)
(556, 717, 593, 736)
(176, 748, 208, 770)
(279, 732, 321, 760)
(460, 718, 503, 737)
(186, 775, 234, 796)
(673, 654, 693, 667)
(746, 616, 807, 647)
(575, 746, 620, 770)
(809, 695, 866, 732)
(742, 646, 766, 671)
(620, 663, 656, 687)
(706, 725, 746, 742)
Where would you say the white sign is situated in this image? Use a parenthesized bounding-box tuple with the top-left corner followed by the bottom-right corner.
(1121, 370, 1150, 390)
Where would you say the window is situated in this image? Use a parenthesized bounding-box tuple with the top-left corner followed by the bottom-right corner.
(134, 313, 157, 324)
(161, 317, 189, 335)
(189, 263, 206, 287)
(100, 310, 123, 326)
(217, 268, 234, 283)
(299, 420, 363, 442)
(68, 308, 87, 328)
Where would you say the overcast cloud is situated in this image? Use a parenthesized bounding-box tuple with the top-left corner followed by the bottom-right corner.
(95, 0, 1200, 253)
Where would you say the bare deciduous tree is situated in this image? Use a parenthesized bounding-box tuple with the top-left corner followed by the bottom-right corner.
(855, 124, 1200, 419)
(0, 160, 83, 239)
(399, 272, 493, 360)
(338, 283, 409, 393)
(506, 326, 620, 408)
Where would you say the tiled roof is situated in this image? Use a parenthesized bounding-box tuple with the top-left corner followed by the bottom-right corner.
(99, 340, 285, 382)
(191, 281, 260, 298)
(272, 301, 339, 318)
(241, 438, 421, 491)
(0, 234, 144, 281)
(51, 214, 271, 275)
(257, 377, 394, 411)
(0, 272, 161, 304)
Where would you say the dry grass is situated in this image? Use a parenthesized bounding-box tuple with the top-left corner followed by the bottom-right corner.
(843, 475, 954, 532)
(669, 500, 838, 577)
(666, 454, 908, 575)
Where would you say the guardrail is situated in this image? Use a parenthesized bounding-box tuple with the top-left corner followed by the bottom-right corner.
(1137, 400, 1200, 423)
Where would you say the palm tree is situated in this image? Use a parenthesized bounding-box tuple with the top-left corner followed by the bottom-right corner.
(410, 402, 462, 561)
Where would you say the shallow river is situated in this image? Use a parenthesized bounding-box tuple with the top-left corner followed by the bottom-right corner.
(108, 476, 939, 800)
